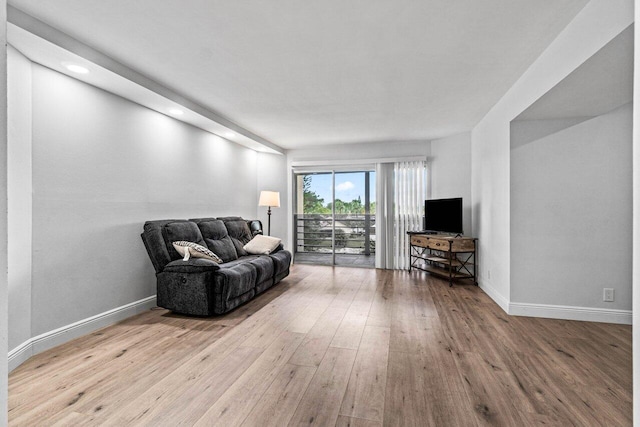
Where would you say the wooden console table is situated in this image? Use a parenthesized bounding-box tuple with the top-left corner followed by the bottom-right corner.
(407, 232, 477, 286)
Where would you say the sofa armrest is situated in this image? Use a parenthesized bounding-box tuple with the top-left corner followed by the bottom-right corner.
(271, 243, 284, 253)
(162, 258, 221, 273)
(247, 219, 264, 237)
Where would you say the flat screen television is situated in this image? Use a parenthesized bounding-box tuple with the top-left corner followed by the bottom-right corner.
(424, 197, 463, 234)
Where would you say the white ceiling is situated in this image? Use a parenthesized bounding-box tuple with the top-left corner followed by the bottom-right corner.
(515, 24, 634, 121)
(9, 0, 588, 150)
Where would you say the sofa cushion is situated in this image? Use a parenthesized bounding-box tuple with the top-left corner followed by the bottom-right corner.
(244, 235, 281, 255)
(270, 250, 292, 277)
(222, 255, 274, 285)
(163, 221, 206, 260)
(194, 219, 239, 262)
(217, 216, 244, 222)
(249, 256, 275, 286)
(214, 262, 257, 299)
(172, 241, 223, 263)
(205, 237, 238, 263)
(221, 218, 253, 257)
(203, 238, 236, 263)
(220, 289, 256, 313)
(194, 218, 227, 239)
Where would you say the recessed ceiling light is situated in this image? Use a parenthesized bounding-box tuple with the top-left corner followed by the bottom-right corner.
(64, 64, 89, 74)
(169, 108, 184, 116)
(224, 132, 236, 139)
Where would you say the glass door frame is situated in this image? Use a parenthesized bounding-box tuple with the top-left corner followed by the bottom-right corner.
(292, 166, 375, 266)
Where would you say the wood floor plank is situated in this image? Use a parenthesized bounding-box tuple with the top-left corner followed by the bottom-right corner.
(69, 324, 231, 419)
(9, 318, 157, 396)
(390, 309, 443, 355)
(241, 363, 316, 427)
(8, 265, 632, 426)
(288, 306, 348, 367)
(285, 293, 336, 334)
(339, 326, 389, 422)
(521, 351, 624, 426)
(194, 331, 305, 426)
(237, 300, 313, 349)
(288, 347, 357, 427)
(384, 350, 434, 427)
(331, 276, 377, 350)
(335, 415, 382, 427)
(366, 274, 394, 328)
(416, 326, 479, 426)
(9, 327, 193, 423)
(117, 345, 263, 426)
(453, 350, 529, 426)
(330, 312, 368, 350)
(347, 277, 377, 317)
(409, 278, 439, 318)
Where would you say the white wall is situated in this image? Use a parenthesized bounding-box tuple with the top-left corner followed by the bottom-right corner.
(7, 57, 262, 366)
(429, 132, 472, 235)
(256, 152, 288, 241)
(633, 0, 639, 420)
(511, 104, 632, 311)
(0, 0, 9, 421)
(29, 63, 258, 335)
(287, 140, 430, 163)
(471, 0, 634, 312)
(7, 46, 32, 351)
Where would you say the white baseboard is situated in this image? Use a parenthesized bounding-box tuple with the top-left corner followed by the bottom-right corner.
(9, 295, 157, 372)
(476, 282, 631, 325)
(509, 302, 632, 325)
(8, 339, 34, 372)
(478, 280, 509, 314)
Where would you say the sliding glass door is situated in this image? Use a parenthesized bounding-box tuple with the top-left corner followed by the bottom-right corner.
(294, 169, 375, 267)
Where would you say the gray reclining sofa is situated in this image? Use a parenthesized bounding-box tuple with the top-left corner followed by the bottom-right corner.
(141, 216, 291, 316)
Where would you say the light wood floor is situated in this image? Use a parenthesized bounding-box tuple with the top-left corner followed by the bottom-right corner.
(9, 265, 632, 426)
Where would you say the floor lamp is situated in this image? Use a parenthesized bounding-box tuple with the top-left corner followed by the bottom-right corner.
(258, 191, 280, 236)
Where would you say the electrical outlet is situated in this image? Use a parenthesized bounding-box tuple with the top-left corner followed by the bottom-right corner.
(603, 288, 614, 302)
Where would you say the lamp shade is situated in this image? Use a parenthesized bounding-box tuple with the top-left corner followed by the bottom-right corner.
(258, 191, 280, 207)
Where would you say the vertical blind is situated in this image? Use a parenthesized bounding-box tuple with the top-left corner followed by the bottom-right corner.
(393, 161, 427, 269)
(375, 160, 427, 270)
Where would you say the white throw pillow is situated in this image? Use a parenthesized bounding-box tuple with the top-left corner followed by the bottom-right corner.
(173, 241, 223, 263)
(243, 235, 281, 255)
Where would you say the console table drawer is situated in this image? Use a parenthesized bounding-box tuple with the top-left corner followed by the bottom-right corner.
(410, 235, 475, 252)
(410, 235, 431, 248)
(447, 239, 475, 252)
(426, 238, 449, 250)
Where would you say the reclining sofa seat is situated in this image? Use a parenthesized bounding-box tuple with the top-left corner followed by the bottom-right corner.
(141, 217, 291, 316)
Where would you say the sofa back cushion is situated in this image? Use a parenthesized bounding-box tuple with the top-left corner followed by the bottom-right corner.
(220, 218, 253, 257)
(194, 219, 239, 262)
(162, 221, 207, 261)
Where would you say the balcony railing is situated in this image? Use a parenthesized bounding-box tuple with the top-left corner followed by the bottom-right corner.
(294, 214, 376, 255)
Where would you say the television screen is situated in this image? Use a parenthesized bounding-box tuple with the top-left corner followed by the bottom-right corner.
(424, 198, 463, 234)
